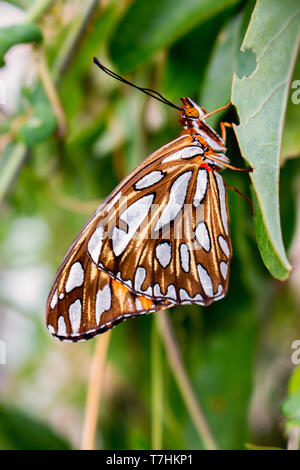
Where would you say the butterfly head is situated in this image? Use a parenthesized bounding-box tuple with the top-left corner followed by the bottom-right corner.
(180, 97, 207, 122)
(180, 97, 227, 154)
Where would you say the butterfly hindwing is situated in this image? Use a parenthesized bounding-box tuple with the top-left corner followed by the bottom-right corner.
(46, 232, 173, 342)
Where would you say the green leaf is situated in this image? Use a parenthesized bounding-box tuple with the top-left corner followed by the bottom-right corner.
(281, 390, 300, 426)
(199, 1, 256, 126)
(251, 188, 289, 280)
(200, 12, 244, 127)
(17, 83, 57, 147)
(0, 23, 42, 66)
(0, 403, 71, 450)
(232, 0, 300, 279)
(109, 0, 242, 72)
(279, 158, 300, 250)
(288, 366, 300, 395)
(163, 6, 237, 100)
(281, 52, 300, 160)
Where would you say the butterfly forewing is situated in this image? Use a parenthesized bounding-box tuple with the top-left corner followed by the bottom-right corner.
(96, 159, 232, 305)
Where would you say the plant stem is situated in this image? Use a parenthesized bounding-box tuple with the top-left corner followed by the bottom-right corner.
(51, 0, 100, 85)
(37, 48, 67, 137)
(81, 331, 111, 450)
(25, 0, 54, 23)
(151, 316, 163, 449)
(157, 311, 218, 450)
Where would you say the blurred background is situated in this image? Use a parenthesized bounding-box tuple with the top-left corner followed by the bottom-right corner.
(0, 0, 300, 450)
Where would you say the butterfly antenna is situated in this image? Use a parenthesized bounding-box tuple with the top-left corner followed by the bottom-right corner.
(93, 57, 182, 111)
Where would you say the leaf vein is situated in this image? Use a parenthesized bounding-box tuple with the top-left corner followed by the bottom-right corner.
(244, 79, 288, 139)
(257, 9, 300, 62)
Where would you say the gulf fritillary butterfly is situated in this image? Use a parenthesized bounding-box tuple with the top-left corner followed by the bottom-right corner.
(46, 58, 250, 342)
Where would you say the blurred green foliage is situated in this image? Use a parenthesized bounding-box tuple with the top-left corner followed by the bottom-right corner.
(0, 23, 42, 66)
(0, 0, 299, 451)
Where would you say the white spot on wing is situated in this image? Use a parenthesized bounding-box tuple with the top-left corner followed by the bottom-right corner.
(179, 243, 190, 272)
(154, 283, 162, 297)
(123, 279, 132, 289)
(155, 242, 172, 268)
(197, 264, 213, 297)
(166, 284, 177, 300)
(135, 298, 143, 310)
(50, 289, 58, 309)
(218, 235, 230, 258)
(195, 222, 211, 252)
(181, 146, 204, 159)
(112, 194, 154, 256)
(88, 225, 105, 263)
(214, 284, 225, 300)
(179, 288, 203, 304)
(220, 261, 228, 279)
(134, 267, 146, 292)
(48, 324, 55, 334)
(69, 299, 82, 334)
(162, 149, 185, 163)
(66, 262, 84, 293)
(134, 171, 164, 190)
(96, 284, 112, 324)
(154, 171, 192, 231)
(193, 168, 208, 207)
(154, 283, 177, 300)
(57, 316, 67, 336)
(215, 173, 228, 235)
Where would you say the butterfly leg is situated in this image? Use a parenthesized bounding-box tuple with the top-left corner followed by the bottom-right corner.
(200, 102, 232, 121)
(218, 122, 253, 173)
(220, 121, 233, 144)
(208, 154, 253, 173)
(225, 183, 254, 215)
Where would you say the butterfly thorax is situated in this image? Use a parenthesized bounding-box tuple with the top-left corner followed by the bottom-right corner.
(180, 97, 229, 170)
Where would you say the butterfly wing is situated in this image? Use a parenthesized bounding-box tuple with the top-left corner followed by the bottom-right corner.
(96, 161, 232, 305)
(45, 135, 192, 341)
(46, 132, 232, 341)
(46, 238, 173, 341)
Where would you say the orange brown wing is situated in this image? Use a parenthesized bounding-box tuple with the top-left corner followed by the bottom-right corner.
(94, 162, 232, 305)
(45, 137, 191, 341)
(46, 241, 173, 342)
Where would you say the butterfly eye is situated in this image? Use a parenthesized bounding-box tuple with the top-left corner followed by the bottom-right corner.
(185, 107, 199, 119)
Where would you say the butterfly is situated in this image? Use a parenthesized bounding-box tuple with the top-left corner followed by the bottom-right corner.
(46, 58, 250, 342)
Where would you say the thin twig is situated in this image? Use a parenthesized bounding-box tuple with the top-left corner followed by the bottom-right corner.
(51, 0, 100, 85)
(37, 48, 67, 137)
(157, 311, 218, 450)
(81, 331, 111, 450)
(25, 0, 54, 23)
(151, 316, 163, 449)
